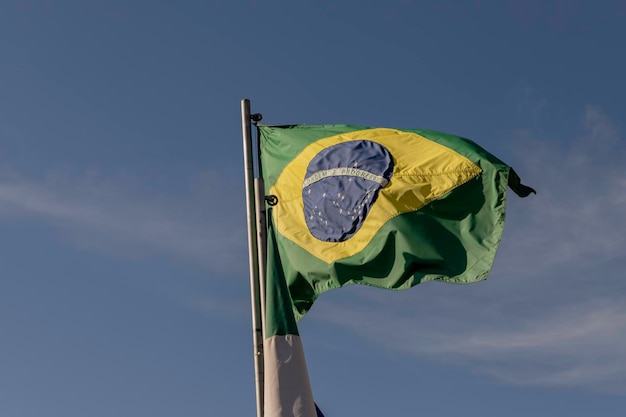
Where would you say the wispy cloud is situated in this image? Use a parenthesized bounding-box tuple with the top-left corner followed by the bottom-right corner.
(313, 293, 626, 394)
(0, 168, 248, 273)
(309, 106, 626, 395)
(504, 105, 626, 271)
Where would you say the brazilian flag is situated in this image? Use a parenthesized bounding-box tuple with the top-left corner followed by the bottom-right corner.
(260, 125, 535, 321)
(258, 124, 534, 417)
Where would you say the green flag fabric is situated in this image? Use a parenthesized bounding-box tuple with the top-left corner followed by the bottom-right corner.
(263, 221, 317, 417)
(258, 124, 534, 417)
(260, 125, 533, 321)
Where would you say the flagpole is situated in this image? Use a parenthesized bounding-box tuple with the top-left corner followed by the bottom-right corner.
(241, 98, 264, 417)
(254, 178, 268, 344)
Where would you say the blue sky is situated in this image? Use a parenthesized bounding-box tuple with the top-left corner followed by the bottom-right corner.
(1, 1, 625, 416)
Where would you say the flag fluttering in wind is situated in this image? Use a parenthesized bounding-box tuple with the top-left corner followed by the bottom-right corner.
(257, 124, 535, 417)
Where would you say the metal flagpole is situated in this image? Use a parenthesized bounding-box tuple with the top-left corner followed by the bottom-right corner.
(254, 178, 268, 344)
(241, 99, 264, 417)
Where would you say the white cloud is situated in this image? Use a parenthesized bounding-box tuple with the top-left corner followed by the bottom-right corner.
(502, 105, 626, 272)
(432, 301, 626, 390)
(0, 168, 247, 273)
(312, 289, 626, 394)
